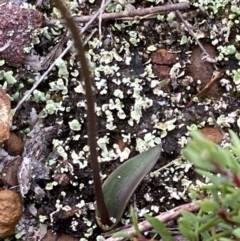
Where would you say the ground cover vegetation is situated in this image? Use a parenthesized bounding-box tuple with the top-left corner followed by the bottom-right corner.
(1, 0, 240, 240)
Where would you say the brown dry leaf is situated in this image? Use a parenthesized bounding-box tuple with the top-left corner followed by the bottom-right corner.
(0, 87, 12, 145)
(114, 133, 128, 152)
(153, 65, 171, 79)
(151, 48, 179, 65)
(151, 48, 180, 79)
(186, 44, 223, 98)
(200, 127, 223, 144)
(3, 132, 24, 156)
(0, 189, 22, 239)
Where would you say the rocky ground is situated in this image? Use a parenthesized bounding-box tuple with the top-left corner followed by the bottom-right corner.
(0, 0, 240, 240)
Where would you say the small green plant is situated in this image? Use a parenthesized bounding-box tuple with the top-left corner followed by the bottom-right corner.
(53, 0, 162, 231)
(112, 130, 240, 240)
(180, 130, 240, 241)
(144, 214, 173, 241)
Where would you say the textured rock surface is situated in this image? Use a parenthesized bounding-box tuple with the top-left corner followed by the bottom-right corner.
(0, 189, 22, 238)
(0, 4, 42, 67)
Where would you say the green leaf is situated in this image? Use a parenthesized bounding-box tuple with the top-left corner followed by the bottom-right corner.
(130, 206, 141, 237)
(230, 130, 240, 151)
(222, 189, 240, 207)
(197, 216, 220, 233)
(211, 148, 232, 168)
(219, 238, 236, 241)
(200, 200, 219, 213)
(181, 210, 199, 224)
(229, 130, 240, 174)
(144, 214, 173, 241)
(232, 227, 240, 237)
(96, 144, 162, 230)
(112, 231, 133, 239)
(189, 152, 215, 171)
(178, 216, 198, 241)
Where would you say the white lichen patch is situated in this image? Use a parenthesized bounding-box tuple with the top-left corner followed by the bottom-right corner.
(136, 133, 161, 152)
(69, 119, 82, 131)
(129, 96, 153, 125)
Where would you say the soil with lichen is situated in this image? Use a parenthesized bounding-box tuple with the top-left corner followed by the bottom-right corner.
(1, 0, 240, 240)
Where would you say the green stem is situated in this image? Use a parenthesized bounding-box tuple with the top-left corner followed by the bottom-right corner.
(206, 230, 233, 241)
(197, 216, 220, 233)
(52, 0, 112, 226)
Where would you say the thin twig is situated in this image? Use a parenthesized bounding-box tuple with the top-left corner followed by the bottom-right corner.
(98, 0, 105, 40)
(45, 3, 190, 26)
(14, 0, 112, 113)
(150, 157, 183, 177)
(39, 32, 67, 70)
(187, 71, 222, 107)
(105, 202, 200, 241)
(0, 39, 12, 52)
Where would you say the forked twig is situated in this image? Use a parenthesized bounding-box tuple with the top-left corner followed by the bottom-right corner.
(105, 202, 200, 241)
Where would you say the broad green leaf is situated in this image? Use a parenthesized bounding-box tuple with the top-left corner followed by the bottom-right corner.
(96, 144, 162, 230)
(130, 206, 141, 237)
(144, 214, 173, 241)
